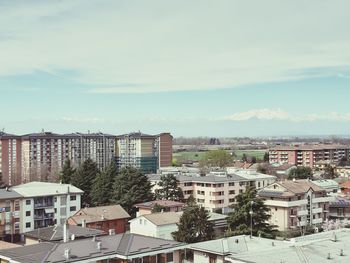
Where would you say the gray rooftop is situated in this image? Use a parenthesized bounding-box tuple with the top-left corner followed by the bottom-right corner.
(24, 225, 105, 241)
(148, 173, 248, 183)
(0, 188, 23, 200)
(0, 233, 183, 262)
(12, 182, 83, 197)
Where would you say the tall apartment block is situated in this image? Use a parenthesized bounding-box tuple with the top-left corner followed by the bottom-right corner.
(269, 144, 350, 167)
(0, 132, 22, 186)
(115, 132, 173, 173)
(1, 132, 115, 185)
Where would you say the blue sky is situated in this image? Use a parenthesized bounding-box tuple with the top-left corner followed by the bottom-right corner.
(1, 0, 350, 137)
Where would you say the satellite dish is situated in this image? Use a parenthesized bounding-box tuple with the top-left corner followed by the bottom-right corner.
(71, 234, 75, 241)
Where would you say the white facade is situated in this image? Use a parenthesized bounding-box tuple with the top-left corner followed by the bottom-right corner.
(130, 216, 177, 240)
(12, 182, 83, 233)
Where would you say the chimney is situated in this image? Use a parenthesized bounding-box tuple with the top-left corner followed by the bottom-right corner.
(64, 248, 70, 260)
(109, 229, 115, 236)
(82, 219, 86, 228)
(96, 241, 102, 251)
(63, 221, 70, 243)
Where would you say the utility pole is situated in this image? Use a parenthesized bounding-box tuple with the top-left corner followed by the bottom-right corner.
(249, 200, 254, 238)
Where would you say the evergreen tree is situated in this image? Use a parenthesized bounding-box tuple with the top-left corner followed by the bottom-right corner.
(59, 159, 75, 184)
(172, 197, 214, 243)
(263, 152, 269, 162)
(288, 166, 313, 180)
(0, 172, 6, 188)
(111, 167, 153, 216)
(322, 164, 337, 179)
(71, 158, 100, 206)
(155, 174, 184, 201)
(90, 162, 117, 206)
(227, 187, 277, 239)
(242, 153, 247, 162)
(151, 203, 167, 213)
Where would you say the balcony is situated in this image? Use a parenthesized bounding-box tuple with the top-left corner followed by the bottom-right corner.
(312, 207, 323, 214)
(264, 199, 307, 208)
(297, 221, 307, 227)
(312, 197, 335, 204)
(297, 210, 308, 216)
(312, 218, 323, 224)
(34, 203, 54, 209)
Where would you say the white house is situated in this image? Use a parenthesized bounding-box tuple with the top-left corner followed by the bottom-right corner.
(130, 211, 228, 240)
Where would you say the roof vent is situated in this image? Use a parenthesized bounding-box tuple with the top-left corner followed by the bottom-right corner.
(92, 236, 96, 242)
(272, 241, 275, 247)
(64, 248, 70, 260)
(332, 232, 337, 242)
(340, 249, 344, 256)
(327, 252, 331, 260)
(96, 241, 102, 251)
(235, 239, 239, 243)
(109, 229, 115, 236)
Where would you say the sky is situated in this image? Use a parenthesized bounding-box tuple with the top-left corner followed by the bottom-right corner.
(1, 0, 350, 137)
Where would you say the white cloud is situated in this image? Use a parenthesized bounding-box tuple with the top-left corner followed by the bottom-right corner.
(1, 1, 350, 92)
(222, 109, 350, 122)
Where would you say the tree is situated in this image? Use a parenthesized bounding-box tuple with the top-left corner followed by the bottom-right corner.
(71, 158, 100, 206)
(242, 153, 247, 162)
(338, 156, 350, 166)
(251, 156, 257, 164)
(59, 159, 75, 184)
(111, 167, 153, 216)
(155, 174, 184, 201)
(0, 172, 6, 188)
(227, 187, 277, 239)
(199, 150, 233, 174)
(322, 164, 337, 179)
(172, 198, 214, 243)
(257, 164, 268, 174)
(263, 152, 270, 162)
(90, 162, 117, 206)
(288, 166, 313, 180)
(152, 203, 167, 213)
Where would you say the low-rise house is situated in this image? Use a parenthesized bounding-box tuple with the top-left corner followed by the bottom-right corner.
(258, 180, 333, 231)
(68, 205, 130, 234)
(312, 179, 339, 194)
(134, 200, 185, 217)
(24, 224, 105, 245)
(0, 188, 23, 242)
(340, 181, 350, 195)
(0, 233, 185, 263)
(11, 182, 83, 233)
(329, 197, 350, 220)
(130, 211, 227, 240)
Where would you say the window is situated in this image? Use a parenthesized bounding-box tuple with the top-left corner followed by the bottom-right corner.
(239, 189, 243, 194)
(229, 198, 235, 203)
(70, 206, 76, 212)
(26, 222, 31, 228)
(70, 195, 76, 201)
(229, 182, 235, 186)
(166, 253, 173, 262)
(26, 211, 31, 217)
(26, 200, 31, 205)
(229, 190, 235, 195)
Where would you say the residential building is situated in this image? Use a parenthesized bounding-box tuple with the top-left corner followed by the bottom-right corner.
(0, 233, 185, 263)
(336, 166, 350, 177)
(258, 180, 333, 231)
(0, 132, 22, 186)
(130, 211, 227, 240)
(148, 169, 276, 214)
(312, 179, 339, 194)
(11, 182, 83, 233)
(24, 224, 105, 245)
(68, 205, 130, 234)
(134, 200, 185, 217)
(115, 132, 172, 173)
(329, 197, 350, 220)
(269, 144, 350, 167)
(340, 181, 350, 195)
(0, 189, 22, 242)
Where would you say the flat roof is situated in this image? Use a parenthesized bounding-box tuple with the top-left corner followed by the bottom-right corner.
(12, 182, 83, 197)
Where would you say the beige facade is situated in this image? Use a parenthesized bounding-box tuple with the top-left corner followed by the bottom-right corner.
(259, 180, 333, 231)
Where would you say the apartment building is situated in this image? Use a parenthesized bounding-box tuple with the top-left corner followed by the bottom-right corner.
(269, 144, 350, 167)
(116, 132, 173, 173)
(0, 132, 22, 186)
(0, 131, 116, 185)
(149, 171, 276, 214)
(258, 180, 333, 231)
(11, 182, 83, 233)
(0, 189, 22, 242)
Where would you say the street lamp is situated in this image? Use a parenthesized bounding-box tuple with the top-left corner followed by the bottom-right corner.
(249, 201, 254, 238)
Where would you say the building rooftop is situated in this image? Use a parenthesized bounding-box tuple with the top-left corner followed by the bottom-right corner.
(148, 173, 248, 184)
(0, 233, 183, 263)
(134, 200, 185, 209)
(312, 179, 339, 190)
(0, 241, 21, 250)
(271, 144, 350, 151)
(340, 181, 350, 189)
(116, 132, 156, 139)
(24, 225, 105, 242)
(133, 211, 227, 226)
(69, 205, 130, 225)
(0, 188, 23, 200)
(11, 182, 83, 197)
